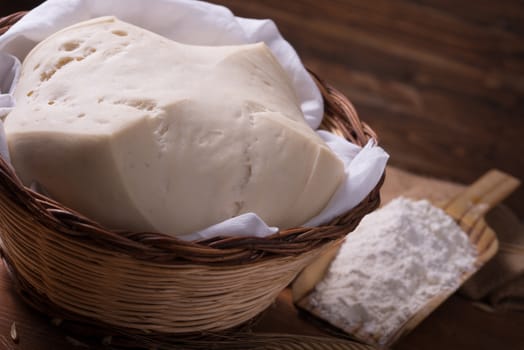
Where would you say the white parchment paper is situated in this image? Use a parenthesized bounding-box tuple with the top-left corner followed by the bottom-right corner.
(0, 0, 389, 240)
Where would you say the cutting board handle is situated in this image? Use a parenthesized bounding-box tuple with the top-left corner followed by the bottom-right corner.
(442, 169, 520, 229)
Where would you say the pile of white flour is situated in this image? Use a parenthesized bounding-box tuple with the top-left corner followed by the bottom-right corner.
(309, 197, 477, 345)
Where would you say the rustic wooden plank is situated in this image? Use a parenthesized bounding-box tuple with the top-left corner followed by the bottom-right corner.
(413, 0, 524, 35)
(1, 0, 523, 215)
(0, 263, 76, 350)
(215, 0, 524, 217)
(0, 2, 523, 349)
(1, 166, 524, 349)
(217, 0, 524, 123)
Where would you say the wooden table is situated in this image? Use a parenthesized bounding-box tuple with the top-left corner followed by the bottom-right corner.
(0, 1, 523, 348)
(2, 0, 523, 220)
(1, 166, 523, 349)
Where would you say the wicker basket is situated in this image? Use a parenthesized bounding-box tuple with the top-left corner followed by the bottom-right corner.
(0, 11, 384, 348)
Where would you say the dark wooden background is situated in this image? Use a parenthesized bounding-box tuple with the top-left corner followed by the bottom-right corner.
(214, 0, 524, 219)
(1, 0, 523, 218)
(0, 2, 523, 349)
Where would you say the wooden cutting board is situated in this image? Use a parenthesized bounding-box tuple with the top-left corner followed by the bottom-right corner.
(291, 169, 519, 348)
(1, 166, 523, 349)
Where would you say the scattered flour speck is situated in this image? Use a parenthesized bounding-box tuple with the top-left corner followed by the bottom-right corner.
(309, 197, 477, 345)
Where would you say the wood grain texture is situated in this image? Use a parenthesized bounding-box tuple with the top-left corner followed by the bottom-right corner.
(0, 2, 523, 346)
(1, 0, 522, 217)
(2, 166, 524, 349)
(211, 0, 524, 219)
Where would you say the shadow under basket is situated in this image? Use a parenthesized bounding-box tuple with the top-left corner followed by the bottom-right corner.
(0, 11, 384, 349)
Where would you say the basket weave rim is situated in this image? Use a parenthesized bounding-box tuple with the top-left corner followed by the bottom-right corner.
(0, 10, 385, 347)
(0, 11, 383, 266)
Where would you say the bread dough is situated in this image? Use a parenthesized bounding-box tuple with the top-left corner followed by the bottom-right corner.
(5, 17, 344, 235)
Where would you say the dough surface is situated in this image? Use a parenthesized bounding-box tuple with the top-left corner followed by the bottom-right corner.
(5, 17, 344, 235)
